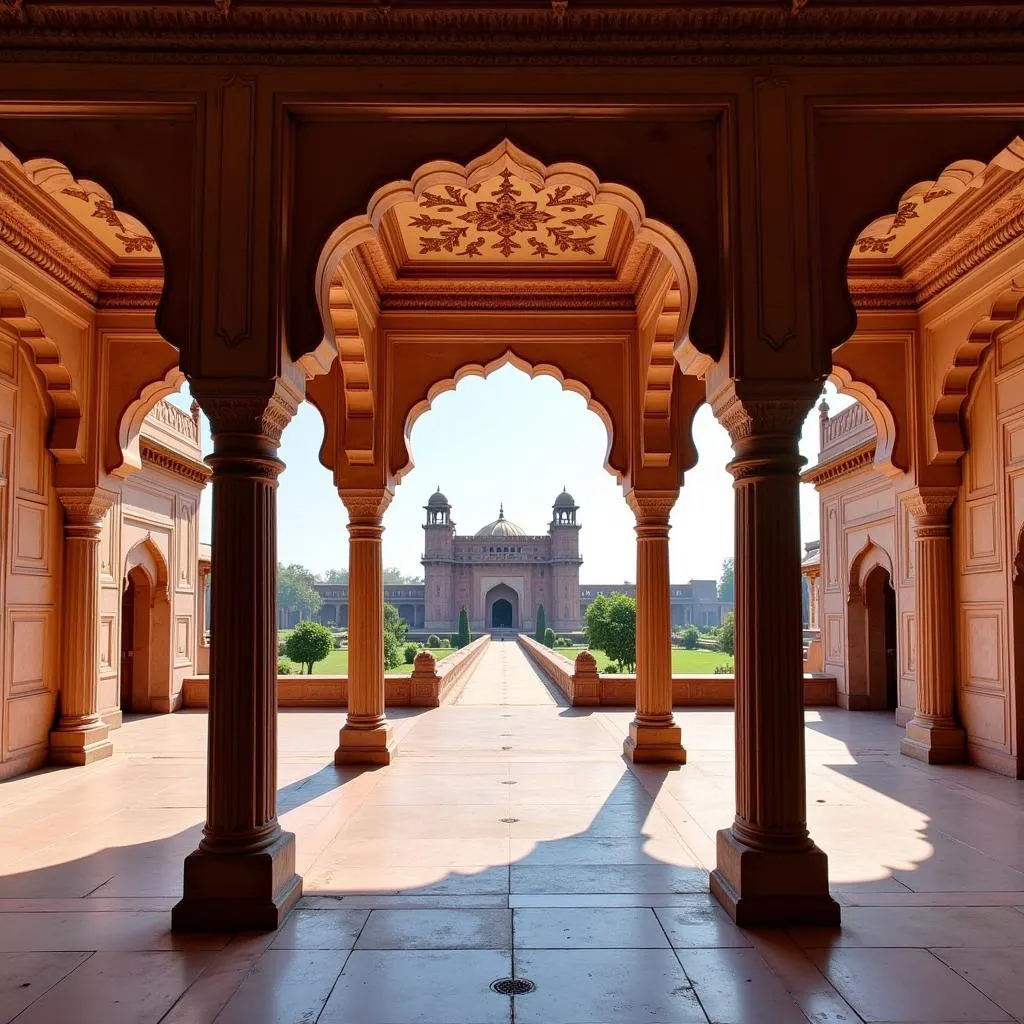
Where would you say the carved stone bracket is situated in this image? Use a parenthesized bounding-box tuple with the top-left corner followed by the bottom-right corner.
(58, 486, 117, 528)
(192, 380, 298, 448)
(711, 381, 819, 446)
(340, 487, 393, 529)
(903, 486, 959, 533)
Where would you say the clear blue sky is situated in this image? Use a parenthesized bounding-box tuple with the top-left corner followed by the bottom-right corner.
(167, 369, 852, 586)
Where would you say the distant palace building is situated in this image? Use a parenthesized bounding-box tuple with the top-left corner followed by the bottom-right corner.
(303, 489, 733, 636)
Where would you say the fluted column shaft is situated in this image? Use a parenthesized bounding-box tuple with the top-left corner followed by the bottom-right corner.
(49, 489, 115, 766)
(623, 490, 685, 763)
(900, 488, 966, 764)
(173, 387, 302, 932)
(336, 488, 394, 765)
(709, 384, 838, 927)
(201, 434, 281, 853)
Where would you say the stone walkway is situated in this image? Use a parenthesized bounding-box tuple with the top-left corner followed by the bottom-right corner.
(451, 638, 566, 706)
(1, 645, 1023, 1022)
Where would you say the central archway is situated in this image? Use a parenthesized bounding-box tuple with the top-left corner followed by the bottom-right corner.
(485, 583, 520, 632)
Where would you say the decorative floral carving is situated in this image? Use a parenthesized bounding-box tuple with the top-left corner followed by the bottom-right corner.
(58, 487, 117, 526)
(890, 200, 919, 230)
(195, 389, 297, 446)
(340, 488, 393, 524)
(856, 235, 896, 255)
(412, 168, 602, 261)
(58, 184, 157, 257)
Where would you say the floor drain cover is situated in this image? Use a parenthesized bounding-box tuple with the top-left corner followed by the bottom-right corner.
(490, 977, 536, 996)
(500, 817, 520, 823)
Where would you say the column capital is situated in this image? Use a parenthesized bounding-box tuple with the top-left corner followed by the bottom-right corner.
(903, 486, 959, 529)
(340, 487, 393, 527)
(625, 488, 677, 530)
(710, 380, 820, 446)
(57, 487, 117, 528)
(191, 379, 298, 446)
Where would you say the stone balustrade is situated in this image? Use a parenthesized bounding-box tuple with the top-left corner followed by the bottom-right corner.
(181, 634, 491, 709)
(819, 400, 875, 460)
(518, 632, 836, 708)
(142, 398, 201, 447)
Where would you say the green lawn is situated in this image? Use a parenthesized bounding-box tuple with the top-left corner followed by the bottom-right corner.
(279, 645, 455, 676)
(561, 646, 733, 674)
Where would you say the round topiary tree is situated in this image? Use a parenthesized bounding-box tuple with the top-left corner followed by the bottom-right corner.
(543, 626, 556, 648)
(283, 621, 334, 674)
(427, 634, 441, 649)
(681, 624, 699, 650)
(403, 642, 419, 664)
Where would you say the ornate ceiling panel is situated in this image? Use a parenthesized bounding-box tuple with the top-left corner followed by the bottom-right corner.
(387, 169, 623, 266)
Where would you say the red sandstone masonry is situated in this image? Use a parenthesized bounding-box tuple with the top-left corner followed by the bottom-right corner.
(517, 633, 836, 708)
(181, 634, 490, 710)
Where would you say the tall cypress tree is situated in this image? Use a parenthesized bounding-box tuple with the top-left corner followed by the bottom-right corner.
(457, 606, 471, 649)
(534, 604, 546, 642)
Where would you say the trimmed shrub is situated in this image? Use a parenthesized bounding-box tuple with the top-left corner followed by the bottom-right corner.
(681, 625, 699, 650)
(278, 659, 292, 675)
(455, 607, 471, 649)
(714, 664, 733, 675)
(383, 629, 401, 670)
(427, 634, 442, 649)
(717, 612, 735, 656)
(543, 627, 556, 648)
(534, 603, 546, 643)
(403, 643, 419, 664)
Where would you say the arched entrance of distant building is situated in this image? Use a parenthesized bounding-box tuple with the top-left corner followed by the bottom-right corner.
(485, 583, 520, 631)
(847, 545, 899, 712)
(121, 540, 171, 713)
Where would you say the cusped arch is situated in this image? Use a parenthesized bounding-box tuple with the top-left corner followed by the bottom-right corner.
(399, 350, 619, 486)
(112, 361, 186, 478)
(933, 276, 1024, 464)
(0, 284, 81, 462)
(315, 139, 700, 473)
(828, 365, 902, 476)
(848, 539, 895, 600)
(124, 535, 169, 595)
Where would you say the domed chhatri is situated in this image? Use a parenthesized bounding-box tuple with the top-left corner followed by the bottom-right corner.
(553, 486, 576, 508)
(426, 486, 450, 509)
(475, 503, 526, 538)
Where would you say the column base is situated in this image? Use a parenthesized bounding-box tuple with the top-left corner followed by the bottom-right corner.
(710, 827, 840, 927)
(335, 722, 395, 766)
(48, 721, 113, 766)
(900, 717, 967, 765)
(623, 721, 686, 765)
(172, 829, 301, 932)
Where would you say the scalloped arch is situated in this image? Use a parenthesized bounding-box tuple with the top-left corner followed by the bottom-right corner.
(124, 534, 169, 594)
(933, 275, 1024, 464)
(398, 350, 619, 486)
(827, 365, 902, 476)
(315, 139, 700, 471)
(0, 285, 82, 462)
(112, 363, 186, 479)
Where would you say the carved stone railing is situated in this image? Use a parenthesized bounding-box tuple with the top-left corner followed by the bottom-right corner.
(141, 398, 201, 453)
(818, 401, 875, 461)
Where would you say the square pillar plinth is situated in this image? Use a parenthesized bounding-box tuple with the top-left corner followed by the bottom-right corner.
(335, 722, 395, 766)
(48, 722, 113, 766)
(900, 718, 967, 765)
(172, 830, 301, 932)
(710, 828, 841, 927)
(623, 721, 686, 765)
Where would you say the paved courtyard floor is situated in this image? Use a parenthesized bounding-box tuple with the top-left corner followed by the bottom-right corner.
(2, 640, 1024, 1022)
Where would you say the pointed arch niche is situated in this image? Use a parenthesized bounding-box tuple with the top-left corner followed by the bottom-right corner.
(311, 140, 702, 488)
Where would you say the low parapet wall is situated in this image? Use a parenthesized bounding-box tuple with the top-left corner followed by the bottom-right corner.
(182, 634, 490, 710)
(517, 634, 836, 708)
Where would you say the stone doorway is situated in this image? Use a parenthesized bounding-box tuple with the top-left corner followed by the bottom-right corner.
(121, 541, 172, 713)
(862, 564, 899, 712)
(491, 598, 514, 629)
(485, 583, 519, 631)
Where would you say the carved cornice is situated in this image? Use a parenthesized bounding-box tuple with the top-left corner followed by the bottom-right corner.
(140, 437, 212, 485)
(2, 4, 1024, 59)
(58, 485, 117, 526)
(800, 440, 876, 486)
(381, 290, 634, 312)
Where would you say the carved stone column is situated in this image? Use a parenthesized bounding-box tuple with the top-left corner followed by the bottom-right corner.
(335, 487, 394, 766)
(624, 489, 685, 764)
(172, 386, 302, 932)
(900, 487, 966, 764)
(710, 383, 839, 927)
(49, 488, 116, 766)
